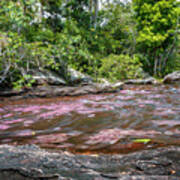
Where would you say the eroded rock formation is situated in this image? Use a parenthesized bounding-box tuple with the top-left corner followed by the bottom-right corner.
(163, 71, 180, 84)
(0, 145, 179, 180)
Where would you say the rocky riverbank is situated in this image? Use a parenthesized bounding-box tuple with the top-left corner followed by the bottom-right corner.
(0, 71, 179, 180)
(0, 82, 123, 99)
(0, 71, 179, 100)
(0, 145, 179, 180)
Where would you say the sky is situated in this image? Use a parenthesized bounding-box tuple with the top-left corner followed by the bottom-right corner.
(100, 0, 131, 9)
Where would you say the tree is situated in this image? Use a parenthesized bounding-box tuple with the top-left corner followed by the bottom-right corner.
(133, 0, 179, 77)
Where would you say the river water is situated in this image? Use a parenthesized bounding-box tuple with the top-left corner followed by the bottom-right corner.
(0, 84, 180, 154)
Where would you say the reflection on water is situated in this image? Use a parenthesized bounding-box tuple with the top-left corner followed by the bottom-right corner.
(0, 84, 180, 154)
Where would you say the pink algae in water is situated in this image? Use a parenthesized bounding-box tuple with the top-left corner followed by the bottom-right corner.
(0, 108, 5, 112)
(120, 90, 131, 94)
(38, 102, 104, 119)
(86, 128, 161, 145)
(138, 104, 146, 108)
(38, 103, 81, 118)
(152, 120, 180, 127)
(153, 109, 177, 116)
(23, 120, 35, 126)
(15, 130, 35, 137)
(136, 99, 156, 104)
(77, 109, 99, 115)
(148, 94, 165, 99)
(2, 113, 13, 118)
(33, 133, 69, 144)
(3, 118, 25, 125)
(88, 95, 107, 101)
(117, 95, 133, 100)
(13, 105, 41, 113)
(0, 124, 10, 130)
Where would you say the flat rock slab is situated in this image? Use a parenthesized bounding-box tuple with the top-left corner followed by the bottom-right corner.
(0, 145, 179, 180)
(124, 78, 158, 85)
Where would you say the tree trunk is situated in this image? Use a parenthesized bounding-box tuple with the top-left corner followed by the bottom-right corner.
(89, 0, 99, 29)
(94, 0, 99, 29)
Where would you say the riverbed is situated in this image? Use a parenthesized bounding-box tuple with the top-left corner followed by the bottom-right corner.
(0, 84, 180, 154)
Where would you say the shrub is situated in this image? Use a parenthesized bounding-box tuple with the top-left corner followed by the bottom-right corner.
(99, 54, 143, 82)
(0, 32, 66, 89)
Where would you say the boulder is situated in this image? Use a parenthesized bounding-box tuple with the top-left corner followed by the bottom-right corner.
(30, 69, 67, 86)
(91, 82, 123, 93)
(124, 77, 158, 85)
(112, 81, 124, 89)
(97, 78, 111, 85)
(68, 68, 93, 85)
(163, 71, 180, 84)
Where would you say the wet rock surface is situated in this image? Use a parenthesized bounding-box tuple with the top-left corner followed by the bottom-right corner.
(0, 82, 123, 99)
(0, 145, 179, 180)
(163, 71, 180, 84)
(30, 69, 67, 86)
(68, 68, 93, 84)
(24, 68, 93, 86)
(124, 77, 158, 85)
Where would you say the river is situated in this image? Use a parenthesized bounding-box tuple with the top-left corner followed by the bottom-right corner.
(0, 84, 180, 154)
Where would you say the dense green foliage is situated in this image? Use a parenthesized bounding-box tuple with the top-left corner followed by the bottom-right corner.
(133, 0, 180, 77)
(100, 54, 143, 81)
(0, 0, 179, 88)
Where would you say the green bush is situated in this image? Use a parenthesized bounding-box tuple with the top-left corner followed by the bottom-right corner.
(133, 0, 179, 77)
(0, 32, 66, 89)
(99, 54, 143, 82)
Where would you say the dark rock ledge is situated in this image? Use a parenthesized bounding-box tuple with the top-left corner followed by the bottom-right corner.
(0, 82, 123, 99)
(0, 70, 180, 100)
(0, 145, 180, 180)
